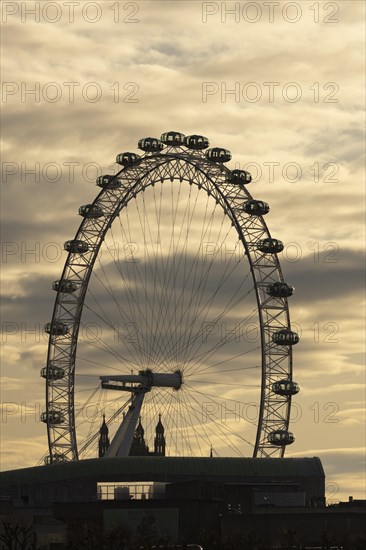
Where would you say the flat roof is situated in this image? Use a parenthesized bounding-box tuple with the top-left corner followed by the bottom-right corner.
(0, 457, 325, 488)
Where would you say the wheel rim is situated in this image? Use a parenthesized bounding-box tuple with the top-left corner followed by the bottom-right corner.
(43, 138, 297, 463)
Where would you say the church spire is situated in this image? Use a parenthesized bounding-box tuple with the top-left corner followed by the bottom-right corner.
(136, 416, 145, 436)
(154, 414, 166, 456)
(98, 414, 110, 457)
(129, 416, 149, 456)
(156, 413, 164, 434)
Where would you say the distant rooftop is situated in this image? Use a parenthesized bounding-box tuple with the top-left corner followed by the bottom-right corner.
(0, 456, 325, 488)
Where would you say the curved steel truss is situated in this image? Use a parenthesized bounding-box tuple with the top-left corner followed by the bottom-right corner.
(43, 139, 297, 463)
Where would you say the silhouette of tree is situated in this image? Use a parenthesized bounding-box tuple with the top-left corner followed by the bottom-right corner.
(0, 519, 33, 550)
(66, 521, 131, 549)
(134, 514, 158, 547)
(279, 527, 303, 549)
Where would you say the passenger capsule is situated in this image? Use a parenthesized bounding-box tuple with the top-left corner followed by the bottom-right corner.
(40, 410, 64, 425)
(268, 430, 295, 446)
(138, 137, 164, 152)
(160, 131, 186, 146)
(52, 279, 78, 293)
(96, 174, 121, 189)
(257, 238, 284, 254)
(40, 364, 65, 380)
(116, 152, 141, 167)
(44, 321, 69, 336)
(243, 200, 270, 216)
(64, 240, 89, 254)
(272, 379, 300, 396)
(205, 147, 232, 163)
(267, 282, 294, 298)
(184, 134, 210, 150)
(272, 329, 300, 346)
(44, 454, 67, 465)
(227, 169, 252, 185)
(78, 204, 104, 219)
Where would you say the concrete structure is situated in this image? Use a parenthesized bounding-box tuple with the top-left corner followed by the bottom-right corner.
(0, 456, 325, 507)
(1, 457, 365, 548)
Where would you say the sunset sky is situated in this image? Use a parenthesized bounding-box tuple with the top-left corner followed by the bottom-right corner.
(1, 0, 365, 502)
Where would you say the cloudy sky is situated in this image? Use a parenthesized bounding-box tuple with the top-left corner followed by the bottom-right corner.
(1, 0, 365, 502)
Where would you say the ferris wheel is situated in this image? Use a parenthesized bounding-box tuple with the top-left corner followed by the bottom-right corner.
(40, 131, 300, 465)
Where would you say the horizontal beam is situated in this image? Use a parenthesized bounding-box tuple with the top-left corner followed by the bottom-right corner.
(100, 370, 182, 391)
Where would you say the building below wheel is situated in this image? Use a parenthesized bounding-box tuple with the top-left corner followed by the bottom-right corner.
(0, 456, 365, 548)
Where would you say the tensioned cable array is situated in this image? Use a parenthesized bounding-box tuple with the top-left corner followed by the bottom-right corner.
(73, 180, 261, 457)
(42, 134, 298, 463)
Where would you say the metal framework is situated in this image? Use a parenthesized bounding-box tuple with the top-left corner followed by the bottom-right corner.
(42, 134, 299, 463)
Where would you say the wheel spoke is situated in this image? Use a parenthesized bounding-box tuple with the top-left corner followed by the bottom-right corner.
(43, 135, 297, 464)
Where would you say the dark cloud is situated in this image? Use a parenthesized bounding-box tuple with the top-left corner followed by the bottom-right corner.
(283, 249, 364, 303)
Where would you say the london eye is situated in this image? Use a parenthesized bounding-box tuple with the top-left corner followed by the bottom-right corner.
(41, 131, 300, 464)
